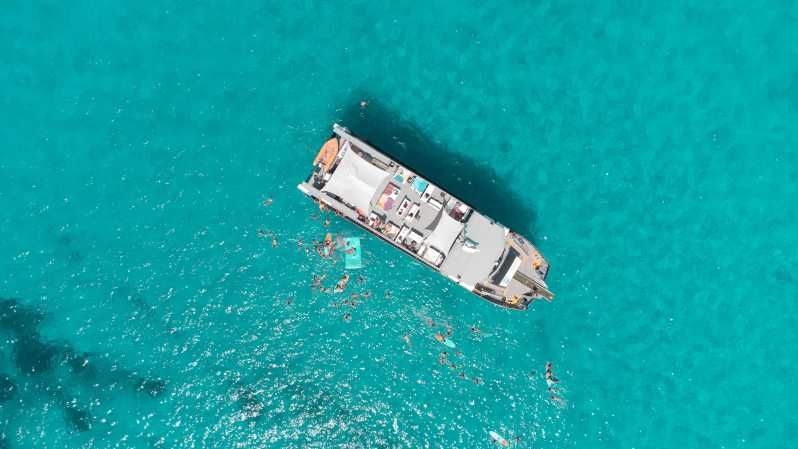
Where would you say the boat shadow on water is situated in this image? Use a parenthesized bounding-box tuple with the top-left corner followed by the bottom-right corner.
(336, 96, 538, 241)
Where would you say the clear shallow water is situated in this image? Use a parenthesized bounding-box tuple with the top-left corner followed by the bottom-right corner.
(1, 1, 797, 447)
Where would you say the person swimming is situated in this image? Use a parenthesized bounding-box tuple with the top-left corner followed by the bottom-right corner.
(334, 274, 350, 293)
(311, 274, 326, 289)
(545, 362, 559, 384)
(402, 334, 411, 348)
(262, 197, 273, 207)
(550, 394, 566, 407)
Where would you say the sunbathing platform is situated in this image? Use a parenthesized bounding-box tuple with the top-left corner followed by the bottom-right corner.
(298, 124, 553, 310)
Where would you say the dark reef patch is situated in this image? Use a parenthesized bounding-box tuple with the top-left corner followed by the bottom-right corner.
(64, 405, 93, 432)
(0, 295, 168, 437)
(0, 297, 44, 335)
(13, 336, 65, 375)
(234, 385, 264, 420)
(0, 373, 16, 402)
(337, 96, 538, 239)
(136, 378, 167, 398)
(68, 250, 84, 264)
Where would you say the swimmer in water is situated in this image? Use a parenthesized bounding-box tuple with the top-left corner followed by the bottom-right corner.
(362, 290, 370, 299)
(545, 362, 559, 384)
(271, 235, 278, 248)
(360, 99, 369, 109)
(257, 229, 267, 238)
(343, 313, 351, 321)
(311, 274, 326, 289)
(262, 198, 273, 207)
(357, 275, 365, 284)
(334, 274, 350, 293)
(323, 217, 331, 227)
(296, 238, 303, 248)
(384, 290, 392, 299)
(470, 326, 480, 334)
(402, 334, 411, 348)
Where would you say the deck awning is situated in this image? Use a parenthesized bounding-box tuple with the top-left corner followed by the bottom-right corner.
(322, 146, 389, 213)
(426, 212, 464, 254)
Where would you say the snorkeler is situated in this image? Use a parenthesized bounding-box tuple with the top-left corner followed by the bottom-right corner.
(262, 197, 273, 207)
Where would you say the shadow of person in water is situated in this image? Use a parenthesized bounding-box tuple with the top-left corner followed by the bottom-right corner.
(335, 95, 537, 241)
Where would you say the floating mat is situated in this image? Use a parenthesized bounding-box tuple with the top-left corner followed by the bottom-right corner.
(343, 237, 362, 269)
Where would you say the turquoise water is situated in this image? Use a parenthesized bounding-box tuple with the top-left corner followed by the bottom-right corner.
(2, 1, 797, 447)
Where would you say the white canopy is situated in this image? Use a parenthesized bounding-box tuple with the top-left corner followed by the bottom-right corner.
(425, 212, 464, 254)
(322, 146, 389, 213)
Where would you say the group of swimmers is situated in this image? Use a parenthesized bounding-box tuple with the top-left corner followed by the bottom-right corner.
(426, 322, 484, 385)
(310, 273, 350, 293)
(311, 272, 374, 321)
(312, 236, 336, 258)
(546, 362, 566, 406)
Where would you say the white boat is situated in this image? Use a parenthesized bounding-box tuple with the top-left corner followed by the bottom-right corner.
(298, 124, 553, 310)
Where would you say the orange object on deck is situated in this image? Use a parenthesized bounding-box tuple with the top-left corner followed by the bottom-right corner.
(313, 137, 339, 169)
